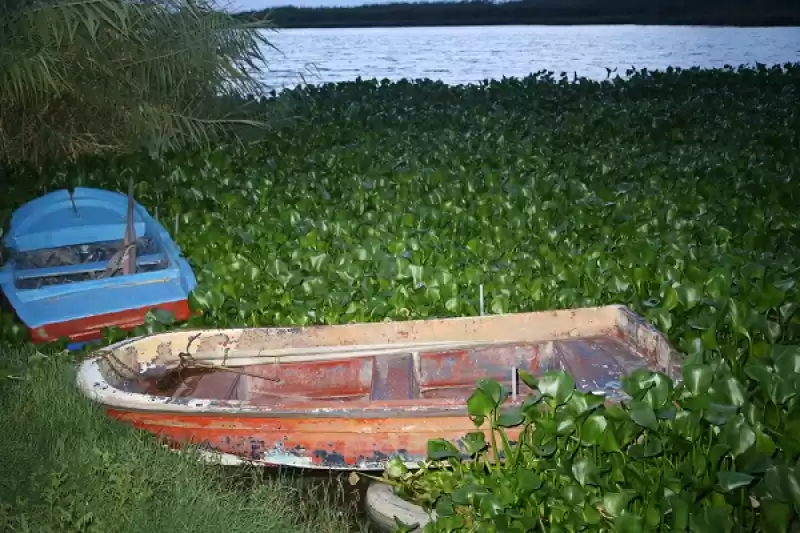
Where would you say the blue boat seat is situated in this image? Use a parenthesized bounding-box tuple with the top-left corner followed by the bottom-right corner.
(14, 252, 168, 283)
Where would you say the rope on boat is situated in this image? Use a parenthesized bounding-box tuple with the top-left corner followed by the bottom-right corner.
(98, 333, 321, 402)
(98, 243, 137, 279)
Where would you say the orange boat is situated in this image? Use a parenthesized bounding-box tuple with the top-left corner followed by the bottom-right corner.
(76, 305, 681, 470)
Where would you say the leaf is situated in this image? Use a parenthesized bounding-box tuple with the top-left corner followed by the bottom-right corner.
(476, 378, 506, 407)
(603, 490, 634, 518)
(580, 413, 617, 450)
(561, 484, 586, 506)
(647, 307, 673, 332)
(516, 469, 542, 493)
(661, 284, 679, 311)
(517, 369, 538, 390)
(715, 375, 748, 407)
(427, 439, 460, 460)
(572, 457, 599, 487)
(565, 390, 604, 418)
(772, 345, 800, 374)
(706, 269, 732, 299)
(716, 471, 755, 492)
(385, 457, 408, 479)
(683, 364, 713, 396)
(761, 500, 794, 533)
(451, 483, 489, 506)
(461, 431, 488, 456)
(629, 400, 658, 431)
(692, 506, 735, 533)
(721, 416, 756, 458)
(435, 496, 455, 517)
(467, 389, 494, 421)
(677, 282, 702, 310)
(727, 298, 752, 340)
(614, 511, 644, 533)
(496, 406, 525, 428)
(535, 371, 575, 406)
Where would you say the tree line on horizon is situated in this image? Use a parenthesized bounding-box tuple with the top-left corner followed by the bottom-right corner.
(237, 0, 800, 29)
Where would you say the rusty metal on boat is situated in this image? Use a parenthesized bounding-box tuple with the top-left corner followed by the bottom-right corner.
(75, 305, 682, 470)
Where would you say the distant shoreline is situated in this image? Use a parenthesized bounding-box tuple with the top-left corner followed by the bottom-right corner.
(236, 1, 800, 30)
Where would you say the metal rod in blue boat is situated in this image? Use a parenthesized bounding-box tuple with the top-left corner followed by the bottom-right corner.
(123, 176, 137, 275)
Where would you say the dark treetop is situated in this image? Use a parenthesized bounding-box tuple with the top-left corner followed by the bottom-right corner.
(238, 0, 800, 29)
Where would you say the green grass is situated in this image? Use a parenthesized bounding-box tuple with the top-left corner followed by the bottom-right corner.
(0, 345, 367, 533)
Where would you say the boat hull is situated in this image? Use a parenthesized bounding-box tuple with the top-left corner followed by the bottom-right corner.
(0, 187, 196, 345)
(76, 305, 682, 471)
(105, 407, 504, 470)
(29, 299, 191, 344)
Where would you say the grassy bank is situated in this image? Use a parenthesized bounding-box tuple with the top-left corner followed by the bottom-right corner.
(0, 345, 366, 533)
(1, 63, 799, 531)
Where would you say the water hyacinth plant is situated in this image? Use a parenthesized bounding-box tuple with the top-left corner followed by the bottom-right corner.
(376, 343, 800, 532)
(0, 63, 799, 531)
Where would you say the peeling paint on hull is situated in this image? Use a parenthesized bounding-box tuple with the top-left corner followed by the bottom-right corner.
(107, 408, 496, 469)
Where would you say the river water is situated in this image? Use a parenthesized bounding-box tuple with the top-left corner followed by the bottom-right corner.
(257, 24, 800, 89)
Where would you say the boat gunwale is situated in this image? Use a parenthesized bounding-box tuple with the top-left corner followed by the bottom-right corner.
(76, 304, 684, 417)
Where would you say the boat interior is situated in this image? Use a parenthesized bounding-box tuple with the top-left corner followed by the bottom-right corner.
(94, 306, 682, 409)
(13, 236, 169, 290)
(118, 336, 655, 406)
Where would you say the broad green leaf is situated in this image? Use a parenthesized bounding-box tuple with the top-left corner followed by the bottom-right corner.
(721, 416, 756, 458)
(451, 483, 489, 506)
(647, 307, 673, 332)
(614, 511, 644, 533)
(773, 345, 800, 374)
(467, 389, 493, 422)
(496, 406, 525, 427)
(536, 371, 575, 405)
(426, 439, 460, 460)
(517, 369, 538, 390)
(716, 471, 755, 492)
(683, 364, 713, 396)
(461, 431, 488, 456)
(516, 469, 542, 494)
(761, 500, 793, 533)
(603, 491, 634, 518)
(572, 457, 599, 487)
(476, 378, 505, 407)
(385, 457, 408, 479)
(561, 484, 586, 506)
(677, 282, 702, 310)
(629, 400, 658, 431)
(581, 413, 609, 446)
(435, 496, 456, 517)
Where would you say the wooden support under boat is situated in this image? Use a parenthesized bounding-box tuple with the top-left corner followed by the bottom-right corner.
(76, 305, 683, 470)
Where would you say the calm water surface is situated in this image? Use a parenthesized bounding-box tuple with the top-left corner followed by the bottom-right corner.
(258, 25, 800, 88)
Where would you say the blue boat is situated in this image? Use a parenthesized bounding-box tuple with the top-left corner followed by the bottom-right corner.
(0, 185, 197, 347)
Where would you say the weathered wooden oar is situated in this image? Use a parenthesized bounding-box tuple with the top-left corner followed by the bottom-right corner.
(122, 177, 137, 275)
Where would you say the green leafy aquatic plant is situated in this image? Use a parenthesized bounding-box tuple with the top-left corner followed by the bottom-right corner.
(1, 64, 799, 530)
(1, 64, 798, 365)
(377, 346, 800, 532)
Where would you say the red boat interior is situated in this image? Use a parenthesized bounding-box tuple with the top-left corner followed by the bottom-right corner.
(122, 333, 651, 406)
